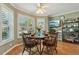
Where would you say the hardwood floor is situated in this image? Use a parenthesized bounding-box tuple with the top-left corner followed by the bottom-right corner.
(57, 42, 79, 55)
(6, 42, 79, 55)
(6, 45, 23, 55)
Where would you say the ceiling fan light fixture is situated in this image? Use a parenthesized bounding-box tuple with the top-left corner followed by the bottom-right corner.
(36, 3, 47, 14)
(36, 9, 44, 14)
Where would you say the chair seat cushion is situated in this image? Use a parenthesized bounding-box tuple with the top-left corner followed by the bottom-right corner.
(25, 40, 38, 48)
(43, 40, 54, 46)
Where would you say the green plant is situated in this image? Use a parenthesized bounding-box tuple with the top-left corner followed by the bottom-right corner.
(36, 27, 41, 31)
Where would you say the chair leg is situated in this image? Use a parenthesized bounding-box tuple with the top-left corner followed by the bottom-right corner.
(48, 47, 54, 55)
(36, 45, 39, 54)
(29, 48, 32, 55)
(22, 47, 25, 55)
(55, 48, 57, 54)
(45, 46, 50, 54)
(51, 47, 54, 55)
(52, 47, 57, 55)
(46, 46, 48, 51)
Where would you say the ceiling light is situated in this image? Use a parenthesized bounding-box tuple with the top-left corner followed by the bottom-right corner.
(36, 3, 47, 14)
(36, 9, 43, 14)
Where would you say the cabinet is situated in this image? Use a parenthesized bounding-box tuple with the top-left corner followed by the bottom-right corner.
(62, 17, 79, 43)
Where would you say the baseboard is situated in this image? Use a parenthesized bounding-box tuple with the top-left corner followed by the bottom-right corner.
(2, 43, 23, 55)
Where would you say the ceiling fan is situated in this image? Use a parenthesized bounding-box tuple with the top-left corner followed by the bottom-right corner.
(36, 3, 47, 14)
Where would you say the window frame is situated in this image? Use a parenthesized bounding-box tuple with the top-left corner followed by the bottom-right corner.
(17, 14, 35, 39)
(0, 4, 14, 46)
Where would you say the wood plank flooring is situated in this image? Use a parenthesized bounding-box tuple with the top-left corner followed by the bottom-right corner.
(6, 42, 79, 55)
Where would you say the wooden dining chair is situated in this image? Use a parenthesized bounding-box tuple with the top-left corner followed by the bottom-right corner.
(43, 32, 58, 55)
(50, 32, 58, 54)
(22, 33, 38, 55)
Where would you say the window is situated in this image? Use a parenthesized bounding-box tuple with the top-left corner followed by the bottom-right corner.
(17, 14, 35, 38)
(0, 4, 14, 46)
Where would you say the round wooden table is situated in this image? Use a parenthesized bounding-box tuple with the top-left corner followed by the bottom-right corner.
(35, 36, 45, 55)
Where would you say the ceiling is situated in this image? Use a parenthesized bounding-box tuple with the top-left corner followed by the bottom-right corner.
(11, 3, 79, 16)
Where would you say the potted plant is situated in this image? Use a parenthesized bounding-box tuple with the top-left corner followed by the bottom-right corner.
(36, 25, 42, 36)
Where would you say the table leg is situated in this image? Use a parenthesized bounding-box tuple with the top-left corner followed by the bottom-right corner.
(40, 39, 41, 55)
(40, 39, 44, 55)
(37, 38, 44, 55)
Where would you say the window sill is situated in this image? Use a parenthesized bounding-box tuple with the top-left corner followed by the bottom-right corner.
(0, 39, 14, 46)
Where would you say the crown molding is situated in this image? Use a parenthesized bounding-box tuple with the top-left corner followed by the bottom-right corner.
(51, 10, 79, 17)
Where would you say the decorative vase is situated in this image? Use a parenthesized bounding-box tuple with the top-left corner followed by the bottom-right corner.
(38, 29, 41, 36)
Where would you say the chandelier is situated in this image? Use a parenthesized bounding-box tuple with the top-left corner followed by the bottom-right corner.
(36, 3, 47, 14)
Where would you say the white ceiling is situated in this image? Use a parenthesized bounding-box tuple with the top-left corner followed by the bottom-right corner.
(11, 3, 79, 16)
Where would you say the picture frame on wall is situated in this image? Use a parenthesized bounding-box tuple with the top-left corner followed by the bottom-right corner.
(49, 20, 60, 28)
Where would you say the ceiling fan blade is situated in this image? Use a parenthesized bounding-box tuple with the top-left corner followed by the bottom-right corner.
(42, 5, 48, 9)
(37, 3, 41, 7)
(42, 8, 46, 12)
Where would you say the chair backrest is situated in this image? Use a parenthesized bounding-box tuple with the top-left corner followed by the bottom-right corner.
(44, 33, 49, 40)
(50, 32, 58, 46)
(31, 33, 35, 37)
(22, 33, 31, 45)
(22, 32, 37, 48)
